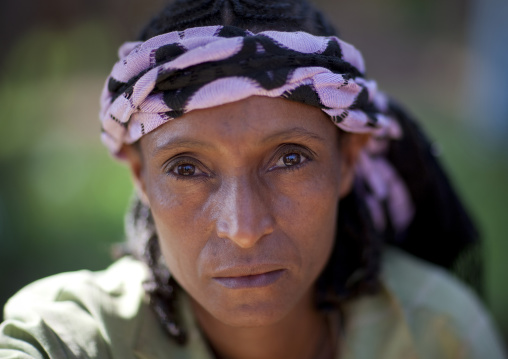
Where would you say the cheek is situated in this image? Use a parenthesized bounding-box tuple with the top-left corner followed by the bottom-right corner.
(145, 174, 213, 290)
(274, 166, 341, 277)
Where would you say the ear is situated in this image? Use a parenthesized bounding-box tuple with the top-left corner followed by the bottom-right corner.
(339, 133, 370, 198)
(122, 144, 150, 206)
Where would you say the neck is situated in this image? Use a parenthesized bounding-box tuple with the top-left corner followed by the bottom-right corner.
(190, 291, 334, 359)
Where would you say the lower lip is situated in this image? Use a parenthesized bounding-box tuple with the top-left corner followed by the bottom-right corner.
(213, 269, 286, 289)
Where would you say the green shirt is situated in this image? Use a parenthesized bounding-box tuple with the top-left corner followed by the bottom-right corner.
(1, 247, 505, 358)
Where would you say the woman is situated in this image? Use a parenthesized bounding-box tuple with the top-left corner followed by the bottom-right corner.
(0, 0, 505, 358)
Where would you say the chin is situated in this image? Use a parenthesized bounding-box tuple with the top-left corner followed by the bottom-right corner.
(186, 272, 315, 329)
(205, 282, 309, 328)
(210, 299, 292, 328)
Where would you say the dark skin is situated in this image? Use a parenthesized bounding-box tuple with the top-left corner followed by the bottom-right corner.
(123, 96, 367, 359)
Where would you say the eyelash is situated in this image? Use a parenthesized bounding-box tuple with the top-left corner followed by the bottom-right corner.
(163, 144, 314, 180)
(164, 157, 209, 181)
(269, 145, 313, 172)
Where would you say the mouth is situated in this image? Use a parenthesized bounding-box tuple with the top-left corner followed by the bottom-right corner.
(212, 269, 286, 289)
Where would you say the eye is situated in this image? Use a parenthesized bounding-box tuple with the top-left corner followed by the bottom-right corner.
(175, 163, 196, 176)
(272, 148, 311, 170)
(165, 157, 207, 179)
(280, 153, 302, 167)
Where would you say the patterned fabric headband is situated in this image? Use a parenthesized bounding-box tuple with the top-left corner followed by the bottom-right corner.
(100, 25, 413, 234)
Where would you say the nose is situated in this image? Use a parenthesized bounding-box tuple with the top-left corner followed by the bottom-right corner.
(215, 176, 275, 248)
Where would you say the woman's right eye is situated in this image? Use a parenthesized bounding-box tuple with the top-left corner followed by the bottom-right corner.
(165, 158, 207, 179)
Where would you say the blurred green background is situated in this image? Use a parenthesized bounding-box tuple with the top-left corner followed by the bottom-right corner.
(1, 0, 507, 345)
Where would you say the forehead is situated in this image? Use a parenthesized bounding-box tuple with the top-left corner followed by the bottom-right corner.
(140, 96, 339, 154)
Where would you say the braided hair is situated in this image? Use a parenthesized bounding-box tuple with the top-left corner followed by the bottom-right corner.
(122, 0, 481, 345)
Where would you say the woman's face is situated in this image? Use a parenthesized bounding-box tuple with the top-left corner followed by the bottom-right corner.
(128, 96, 352, 327)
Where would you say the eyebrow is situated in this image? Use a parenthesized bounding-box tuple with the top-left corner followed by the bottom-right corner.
(152, 137, 214, 157)
(260, 127, 326, 144)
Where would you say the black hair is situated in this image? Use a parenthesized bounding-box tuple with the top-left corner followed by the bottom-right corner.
(138, 0, 337, 41)
(122, 0, 481, 345)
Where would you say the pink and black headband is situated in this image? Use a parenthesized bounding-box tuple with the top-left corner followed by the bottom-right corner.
(100, 25, 401, 154)
(99, 25, 413, 233)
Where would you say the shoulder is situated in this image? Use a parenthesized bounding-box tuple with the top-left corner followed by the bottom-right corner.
(381, 246, 481, 321)
(0, 257, 150, 358)
(381, 246, 506, 358)
(4, 256, 148, 308)
(3, 256, 148, 323)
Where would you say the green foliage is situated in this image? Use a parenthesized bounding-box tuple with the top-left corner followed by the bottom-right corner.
(0, 22, 132, 317)
(406, 101, 508, 337)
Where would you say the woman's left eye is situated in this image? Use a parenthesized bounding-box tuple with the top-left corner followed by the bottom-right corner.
(175, 163, 197, 176)
(273, 151, 308, 169)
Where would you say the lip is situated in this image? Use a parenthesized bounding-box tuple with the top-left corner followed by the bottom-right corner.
(213, 269, 286, 289)
(213, 263, 285, 278)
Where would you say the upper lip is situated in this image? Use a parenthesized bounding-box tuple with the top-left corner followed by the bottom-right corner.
(212, 263, 286, 278)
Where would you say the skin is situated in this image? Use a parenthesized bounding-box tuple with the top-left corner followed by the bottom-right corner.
(124, 96, 365, 359)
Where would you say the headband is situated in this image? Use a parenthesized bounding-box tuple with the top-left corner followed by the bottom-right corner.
(100, 25, 413, 234)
